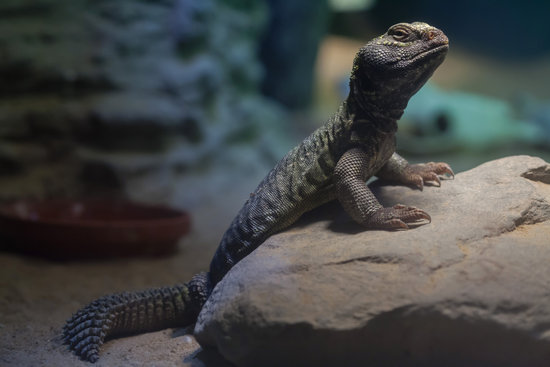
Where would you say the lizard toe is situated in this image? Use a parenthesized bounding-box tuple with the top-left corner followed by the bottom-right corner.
(422, 171, 441, 187)
(397, 205, 431, 224)
(428, 162, 454, 178)
(404, 162, 454, 189)
(366, 205, 430, 230)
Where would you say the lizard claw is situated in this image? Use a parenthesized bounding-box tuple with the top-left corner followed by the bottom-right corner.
(404, 162, 453, 190)
(427, 161, 454, 179)
(366, 204, 431, 230)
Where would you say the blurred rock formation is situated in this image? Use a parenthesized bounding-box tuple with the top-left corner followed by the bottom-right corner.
(0, 0, 290, 208)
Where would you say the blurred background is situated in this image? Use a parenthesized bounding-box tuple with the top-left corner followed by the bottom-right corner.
(1, 0, 550, 234)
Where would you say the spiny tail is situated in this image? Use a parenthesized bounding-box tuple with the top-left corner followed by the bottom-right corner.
(63, 272, 210, 363)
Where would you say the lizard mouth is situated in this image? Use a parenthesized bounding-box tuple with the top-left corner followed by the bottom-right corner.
(411, 44, 449, 64)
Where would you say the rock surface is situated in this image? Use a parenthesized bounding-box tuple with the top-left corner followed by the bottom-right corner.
(195, 155, 550, 367)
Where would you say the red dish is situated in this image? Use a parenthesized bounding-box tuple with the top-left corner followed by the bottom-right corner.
(0, 199, 190, 259)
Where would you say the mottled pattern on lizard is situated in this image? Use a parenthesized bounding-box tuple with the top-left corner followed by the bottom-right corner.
(64, 22, 453, 362)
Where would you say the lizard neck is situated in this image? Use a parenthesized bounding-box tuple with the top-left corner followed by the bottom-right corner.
(345, 76, 402, 135)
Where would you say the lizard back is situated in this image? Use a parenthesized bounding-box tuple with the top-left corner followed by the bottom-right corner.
(209, 107, 353, 283)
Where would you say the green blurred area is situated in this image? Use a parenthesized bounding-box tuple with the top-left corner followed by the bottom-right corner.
(315, 0, 550, 172)
(0, 0, 549, 203)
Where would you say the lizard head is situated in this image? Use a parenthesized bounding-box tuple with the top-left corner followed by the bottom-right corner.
(350, 22, 448, 119)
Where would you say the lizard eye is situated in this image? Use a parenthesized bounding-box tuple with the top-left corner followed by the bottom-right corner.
(389, 27, 410, 41)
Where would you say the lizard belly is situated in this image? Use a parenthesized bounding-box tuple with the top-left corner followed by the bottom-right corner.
(373, 137, 396, 174)
(363, 133, 396, 176)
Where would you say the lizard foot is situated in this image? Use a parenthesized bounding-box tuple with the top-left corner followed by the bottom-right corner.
(366, 204, 431, 230)
(402, 162, 454, 191)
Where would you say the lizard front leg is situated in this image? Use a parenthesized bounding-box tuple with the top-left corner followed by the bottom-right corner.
(377, 152, 454, 191)
(334, 148, 430, 229)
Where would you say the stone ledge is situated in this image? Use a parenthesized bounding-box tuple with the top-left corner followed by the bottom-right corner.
(194, 155, 550, 367)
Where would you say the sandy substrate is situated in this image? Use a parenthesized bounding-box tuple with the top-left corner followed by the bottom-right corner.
(0, 198, 240, 367)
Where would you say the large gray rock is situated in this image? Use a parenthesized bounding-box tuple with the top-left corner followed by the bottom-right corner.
(194, 155, 550, 367)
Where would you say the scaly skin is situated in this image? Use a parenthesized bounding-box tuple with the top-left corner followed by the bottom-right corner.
(64, 22, 454, 362)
